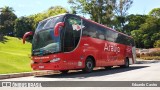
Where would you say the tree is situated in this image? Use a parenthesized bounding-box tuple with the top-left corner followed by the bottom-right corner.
(13, 6, 68, 38)
(29, 6, 67, 30)
(113, 0, 133, 33)
(124, 14, 147, 35)
(47, 6, 67, 17)
(130, 8, 160, 48)
(135, 16, 160, 48)
(0, 6, 17, 36)
(154, 40, 160, 48)
(14, 17, 34, 38)
(114, 0, 133, 16)
(131, 30, 143, 48)
(149, 8, 160, 18)
(68, 0, 116, 26)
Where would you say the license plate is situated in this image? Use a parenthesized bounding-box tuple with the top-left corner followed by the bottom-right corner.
(39, 66, 44, 69)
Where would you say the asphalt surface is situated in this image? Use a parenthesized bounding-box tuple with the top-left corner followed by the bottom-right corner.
(1, 61, 160, 90)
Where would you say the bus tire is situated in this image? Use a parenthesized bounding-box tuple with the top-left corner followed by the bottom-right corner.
(120, 58, 129, 68)
(60, 70, 69, 74)
(83, 57, 94, 73)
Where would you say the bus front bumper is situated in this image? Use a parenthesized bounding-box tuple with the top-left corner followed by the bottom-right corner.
(31, 62, 66, 70)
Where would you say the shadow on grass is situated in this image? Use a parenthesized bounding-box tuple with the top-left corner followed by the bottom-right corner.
(0, 35, 8, 44)
(36, 66, 149, 79)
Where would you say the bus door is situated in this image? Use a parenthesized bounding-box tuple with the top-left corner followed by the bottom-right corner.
(62, 15, 83, 68)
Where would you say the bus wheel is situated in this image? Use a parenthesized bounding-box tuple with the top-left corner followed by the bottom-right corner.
(120, 58, 129, 68)
(105, 66, 112, 70)
(83, 57, 94, 73)
(60, 70, 69, 74)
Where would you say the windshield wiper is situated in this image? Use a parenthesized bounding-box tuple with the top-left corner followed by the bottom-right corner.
(43, 49, 55, 55)
(32, 49, 55, 56)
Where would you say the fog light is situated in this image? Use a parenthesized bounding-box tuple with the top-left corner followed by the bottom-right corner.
(31, 60, 34, 64)
(50, 58, 60, 63)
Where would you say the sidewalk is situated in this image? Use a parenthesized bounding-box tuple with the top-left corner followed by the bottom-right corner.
(136, 59, 160, 64)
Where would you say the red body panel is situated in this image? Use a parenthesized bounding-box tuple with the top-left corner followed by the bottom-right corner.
(31, 36, 134, 70)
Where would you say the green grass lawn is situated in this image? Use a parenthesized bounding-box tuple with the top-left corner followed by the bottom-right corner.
(0, 36, 32, 74)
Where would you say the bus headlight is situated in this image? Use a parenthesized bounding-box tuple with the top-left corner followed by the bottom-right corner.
(50, 58, 60, 63)
(31, 60, 34, 64)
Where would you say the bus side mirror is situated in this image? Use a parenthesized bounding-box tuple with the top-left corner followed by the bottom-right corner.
(23, 31, 33, 44)
(54, 22, 64, 37)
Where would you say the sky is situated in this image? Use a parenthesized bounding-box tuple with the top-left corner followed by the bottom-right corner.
(0, 0, 160, 17)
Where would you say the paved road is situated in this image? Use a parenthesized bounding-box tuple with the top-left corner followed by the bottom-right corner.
(1, 62, 160, 90)
(2, 61, 160, 81)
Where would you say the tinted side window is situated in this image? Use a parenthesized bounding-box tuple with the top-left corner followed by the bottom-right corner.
(97, 26, 105, 40)
(131, 39, 135, 46)
(81, 20, 134, 46)
(82, 21, 97, 38)
(82, 20, 105, 40)
(127, 38, 135, 46)
(115, 34, 135, 46)
(105, 29, 118, 42)
(125, 37, 131, 46)
(116, 34, 125, 45)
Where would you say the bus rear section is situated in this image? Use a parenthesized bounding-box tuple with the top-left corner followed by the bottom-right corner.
(80, 17, 136, 68)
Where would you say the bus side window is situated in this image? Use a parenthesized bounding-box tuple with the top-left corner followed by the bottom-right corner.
(130, 38, 135, 46)
(82, 21, 105, 40)
(83, 30, 89, 36)
(98, 34, 105, 40)
(82, 21, 89, 36)
(115, 34, 123, 44)
(97, 27, 105, 40)
(105, 30, 115, 42)
(88, 29, 97, 38)
(82, 21, 97, 38)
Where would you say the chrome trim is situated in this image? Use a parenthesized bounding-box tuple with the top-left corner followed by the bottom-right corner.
(84, 44, 89, 46)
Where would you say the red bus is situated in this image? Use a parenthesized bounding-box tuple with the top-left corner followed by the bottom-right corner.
(23, 13, 136, 73)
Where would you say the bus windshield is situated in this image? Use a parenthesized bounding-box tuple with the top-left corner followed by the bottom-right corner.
(32, 16, 64, 56)
(36, 16, 63, 31)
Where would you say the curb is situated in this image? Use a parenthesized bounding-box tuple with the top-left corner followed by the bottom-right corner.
(135, 60, 160, 64)
(0, 70, 60, 80)
(0, 72, 33, 80)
